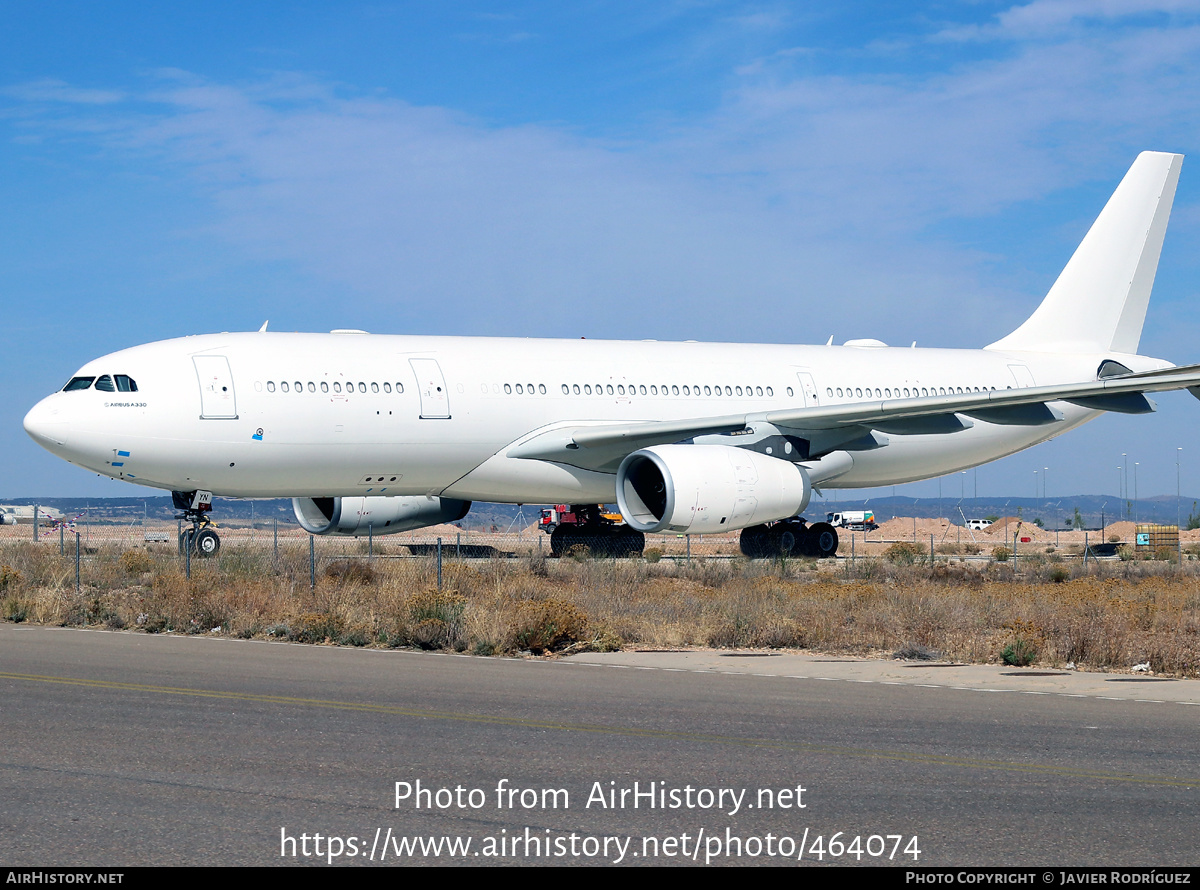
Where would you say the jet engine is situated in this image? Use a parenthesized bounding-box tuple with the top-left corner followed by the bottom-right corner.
(292, 496, 471, 536)
(616, 444, 810, 535)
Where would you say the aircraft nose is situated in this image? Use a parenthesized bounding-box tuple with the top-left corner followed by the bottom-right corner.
(23, 397, 68, 450)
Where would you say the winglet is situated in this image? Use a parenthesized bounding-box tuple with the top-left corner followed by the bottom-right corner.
(987, 151, 1182, 354)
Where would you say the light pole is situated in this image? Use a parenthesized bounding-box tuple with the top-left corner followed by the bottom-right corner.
(1134, 462, 1139, 523)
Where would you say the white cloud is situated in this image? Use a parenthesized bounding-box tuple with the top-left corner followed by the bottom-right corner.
(2, 79, 124, 105)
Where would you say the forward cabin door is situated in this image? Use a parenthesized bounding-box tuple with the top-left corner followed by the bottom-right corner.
(193, 355, 238, 419)
(410, 358, 451, 419)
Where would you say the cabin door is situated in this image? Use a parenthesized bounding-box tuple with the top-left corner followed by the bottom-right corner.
(410, 358, 451, 419)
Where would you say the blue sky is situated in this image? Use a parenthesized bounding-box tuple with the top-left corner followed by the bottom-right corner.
(3, 1, 1200, 504)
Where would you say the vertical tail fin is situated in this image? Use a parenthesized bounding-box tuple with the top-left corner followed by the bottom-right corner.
(987, 151, 1182, 354)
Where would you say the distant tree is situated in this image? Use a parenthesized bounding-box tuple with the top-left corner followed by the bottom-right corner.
(1073, 507, 1084, 530)
(985, 514, 1000, 523)
(1188, 501, 1200, 531)
(1033, 517, 1044, 528)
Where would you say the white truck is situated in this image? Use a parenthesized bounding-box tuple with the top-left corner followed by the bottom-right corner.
(826, 510, 878, 531)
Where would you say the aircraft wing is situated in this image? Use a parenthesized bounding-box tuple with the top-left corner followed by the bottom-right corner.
(506, 362, 1200, 473)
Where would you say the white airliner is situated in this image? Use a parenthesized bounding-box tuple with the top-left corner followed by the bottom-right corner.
(23, 151, 1200, 558)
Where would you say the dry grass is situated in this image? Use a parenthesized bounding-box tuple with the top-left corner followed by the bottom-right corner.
(3, 541, 1200, 675)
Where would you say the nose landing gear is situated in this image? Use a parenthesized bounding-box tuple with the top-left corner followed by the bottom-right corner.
(173, 490, 221, 557)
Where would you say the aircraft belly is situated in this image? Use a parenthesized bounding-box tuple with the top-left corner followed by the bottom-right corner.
(441, 454, 617, 504)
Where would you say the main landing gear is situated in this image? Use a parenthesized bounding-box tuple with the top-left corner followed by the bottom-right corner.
(173, 490, 221, 558)
(548, 505, 645, 558)
(739, 517, 838, 559)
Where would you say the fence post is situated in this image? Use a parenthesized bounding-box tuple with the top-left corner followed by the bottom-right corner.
(437, 537, 443, 590)
(1084, 530, 1088, 568)
(273, 517, 278, 565)
(33, 505, 38, 542)
(686, 535, 691, 563)
(309, 535, 315, 590)
(60, 523, 64, 556)
(930, 534, 934, 565)
(75, 532, 80, 594)
(186, 531, 191, 579)
(368, 522, 373, 561)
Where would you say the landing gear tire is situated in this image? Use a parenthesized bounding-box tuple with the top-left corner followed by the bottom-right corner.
(740, 520, 806, 557)
(193, 527, 221, 558)
(549, 525, 644, 558)
(806, 522, 838, 558)
(739, 524, 771, 558)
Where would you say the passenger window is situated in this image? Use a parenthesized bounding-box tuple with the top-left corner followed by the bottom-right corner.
(397, 382, 405, 393)
(321, 382, 329, 393)
(294, 381, 302, 392)
(584, 385, 592, 395)
(334, 382, 342, 393)
(372, 382, 379, 393)
(95, 375, 115, 392)
(115, 375, 138, 392)
(282, 382, 290, 393)
(384, 383, 392, 393)
(504, 384, 512, 394)
(267, 381, 276, 392)
(562, 384, 569, 395)
(63, 377, 96, 391)
(573, 384, 580, 394)
(640, 385, 647, 395)
(358, 382, 366, 393)
(308, 382, 316, 392)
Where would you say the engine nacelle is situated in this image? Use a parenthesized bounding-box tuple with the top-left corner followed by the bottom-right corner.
(292, 496, 471, 536)
(616, 444, 811, 534)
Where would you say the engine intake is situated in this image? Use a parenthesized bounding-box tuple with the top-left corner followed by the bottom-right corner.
(292, 496, 470, 536)
(616, 444, 810, 534)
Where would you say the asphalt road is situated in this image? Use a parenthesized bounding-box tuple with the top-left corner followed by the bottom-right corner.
(1, 624, 1197, 866)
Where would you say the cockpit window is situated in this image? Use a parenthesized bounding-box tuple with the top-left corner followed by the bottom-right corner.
(94, 375, 116, 392)
(63, 377, 95, 391)
(115, 375, 138, 392)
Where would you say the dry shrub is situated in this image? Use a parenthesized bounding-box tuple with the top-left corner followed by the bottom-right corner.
(323, 559, 377, 585)
(403, 589, 467, 650)
(119, 549, 155, 575)
(884, 542, 922, 565)
(512, 599, 589, 653)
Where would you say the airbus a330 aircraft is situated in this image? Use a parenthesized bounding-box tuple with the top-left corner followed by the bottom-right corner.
(23, 151, 1200, 558)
